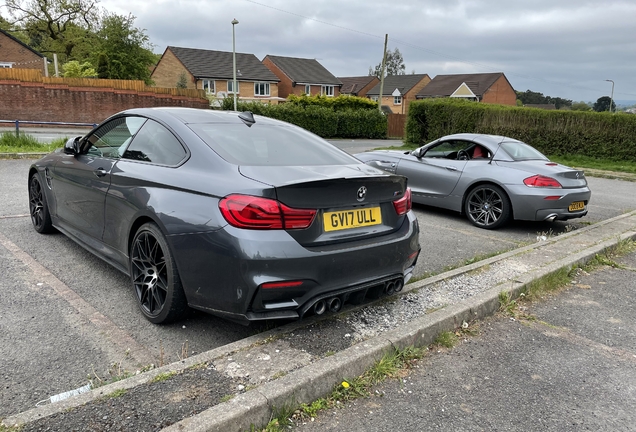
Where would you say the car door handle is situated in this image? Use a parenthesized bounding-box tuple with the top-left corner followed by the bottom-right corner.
(94, 168, 108, 177)
(444, 166, 458, 171)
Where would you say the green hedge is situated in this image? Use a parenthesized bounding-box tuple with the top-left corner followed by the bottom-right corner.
(218, 97, 387, 139)
(405, 98, 636, 161)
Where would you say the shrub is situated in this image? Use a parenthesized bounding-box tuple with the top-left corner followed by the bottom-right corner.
(405, 98, 636, 161)
(217, 96, 386, 139)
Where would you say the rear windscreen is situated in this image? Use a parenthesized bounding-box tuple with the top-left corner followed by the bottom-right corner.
(188, 123, 359, 166)
(500, 141, 549, 161)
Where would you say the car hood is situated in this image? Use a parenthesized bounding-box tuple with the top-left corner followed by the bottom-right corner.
(238, 164, 389, 187)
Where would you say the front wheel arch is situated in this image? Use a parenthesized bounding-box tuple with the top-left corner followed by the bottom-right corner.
(463, 183, 513, 229)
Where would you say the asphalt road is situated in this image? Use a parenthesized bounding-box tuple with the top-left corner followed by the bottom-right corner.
(1, 154, 635, 418)
(298, 251, 636, 432)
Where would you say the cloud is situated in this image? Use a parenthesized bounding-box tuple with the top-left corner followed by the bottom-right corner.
(100, 0, 636, 102)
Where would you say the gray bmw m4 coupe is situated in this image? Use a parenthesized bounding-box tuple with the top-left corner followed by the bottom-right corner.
(356, 133, 591, 229)
(28, 108, 420, 324)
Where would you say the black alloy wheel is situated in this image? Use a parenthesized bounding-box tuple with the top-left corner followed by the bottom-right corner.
(130, 223, 187, 324)
(465, 184, 511, 229)
(29, 173, 54, 233)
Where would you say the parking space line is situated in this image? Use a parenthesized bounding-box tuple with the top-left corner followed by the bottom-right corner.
(0, 232, 155, 366)
(0, 214, 30, 219)
(415, 218, 522, 246)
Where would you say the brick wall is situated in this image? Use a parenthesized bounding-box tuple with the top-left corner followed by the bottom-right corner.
(482, 76, 517, 106)
(0, 81, 210, 123)
(0, 32, 46, 74)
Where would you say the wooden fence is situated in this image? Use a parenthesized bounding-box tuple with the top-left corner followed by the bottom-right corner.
(0, 68, 206, 99)
(387, 113, 406, 139)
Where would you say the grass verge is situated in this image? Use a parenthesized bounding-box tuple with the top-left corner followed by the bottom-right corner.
(0, 133, 67, 153)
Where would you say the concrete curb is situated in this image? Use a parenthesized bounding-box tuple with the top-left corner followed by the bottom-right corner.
(3, 211, 636, 429)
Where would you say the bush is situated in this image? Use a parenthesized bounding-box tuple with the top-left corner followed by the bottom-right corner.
(217, 96, 386, 139)
(405, 98, 636, 161)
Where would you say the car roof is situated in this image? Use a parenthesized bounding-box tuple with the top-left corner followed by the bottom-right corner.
(438, 133, 522, 146)
(119, 107, 286, 126)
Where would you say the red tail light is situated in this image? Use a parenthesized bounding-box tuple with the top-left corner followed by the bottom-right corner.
(261, 280, 304, 289)
(523, 175, 562, 188)
(219, 194, 316, 230)
(393, 188, 412, 215)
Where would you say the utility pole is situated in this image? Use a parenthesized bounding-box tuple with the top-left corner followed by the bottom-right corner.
(378, 34, 388, 113)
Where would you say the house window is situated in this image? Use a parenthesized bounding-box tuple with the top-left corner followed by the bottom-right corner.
(370, 96, 379, 102)
(202, 79, 215, 94)
(305, 84, 311, 96)
(254, 82, 270, 96)
(394, 95, 402, 105)
(0, 63, 13, 68)
(227, 80, 240, 94)
(321, 85, 334, 97)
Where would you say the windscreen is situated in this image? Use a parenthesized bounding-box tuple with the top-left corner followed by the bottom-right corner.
(189, 123, 359, 166)
(499, 141, 549, 161)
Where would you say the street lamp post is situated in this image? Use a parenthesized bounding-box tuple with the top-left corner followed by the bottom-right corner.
(605, 79, 614, 113)
(232, 18, 239, 111)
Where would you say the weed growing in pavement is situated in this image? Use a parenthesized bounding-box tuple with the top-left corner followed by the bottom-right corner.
(220, 394, 235, 403)
(104, 389, 127, 399)
(0, 422, 21, 432)
(498, 291, 518, 316)
(433, 331, 459, 348)
(178, 340, 189, 361)
(582, 238, 636, 271)
(149, 371, 177, 384)
(271, 371, 287, 380)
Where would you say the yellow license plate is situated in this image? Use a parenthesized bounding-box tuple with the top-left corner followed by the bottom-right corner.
(568, 201, 585, 211)
(323, 207, 382, 232)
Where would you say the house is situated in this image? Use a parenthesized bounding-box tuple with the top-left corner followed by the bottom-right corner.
(416, 72, 516, 106)
(0, 29, 48, 74)
(262, 55, 342, 98)
(338, 76, 380, 98)
(365, 74, 431, 115)
(151, 46, 281, 103)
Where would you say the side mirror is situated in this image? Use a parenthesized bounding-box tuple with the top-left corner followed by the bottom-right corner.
(63, 136, 82, 155)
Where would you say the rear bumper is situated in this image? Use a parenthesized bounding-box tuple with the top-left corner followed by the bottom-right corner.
(506, 185, 591, 222)
(168, 212, 420, 322)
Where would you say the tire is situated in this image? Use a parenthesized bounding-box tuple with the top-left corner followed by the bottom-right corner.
(130, 222, 188, 324)
(28, 173, 54, 234)
(464, 184, 511, 230)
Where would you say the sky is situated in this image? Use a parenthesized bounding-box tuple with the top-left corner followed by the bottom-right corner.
(101, 0, 635, 103)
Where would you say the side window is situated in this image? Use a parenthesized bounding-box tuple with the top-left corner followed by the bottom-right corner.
(424, 140, 469, 158)
(123, 120, 187, 166)
(84, 116, 146, 158)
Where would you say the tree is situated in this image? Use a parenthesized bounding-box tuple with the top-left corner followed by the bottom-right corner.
(176, 72, 188, 89)
(369, 48, 405, 78)
(4, 0, 99, 60)
(62, 60, 96, 77)
(91, 13, 157, 84)
(515, 89, 572, 109)
(96, 52, 108, 78)
(571, 101, 592, 112)
(593, 96, 616, 113)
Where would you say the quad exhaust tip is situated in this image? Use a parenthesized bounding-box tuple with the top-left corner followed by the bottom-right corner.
(313, 299, 327, 315)
(311, 277, 405, 316)
(328, 297, 342, 313)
